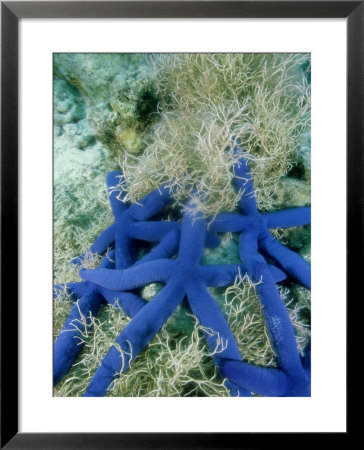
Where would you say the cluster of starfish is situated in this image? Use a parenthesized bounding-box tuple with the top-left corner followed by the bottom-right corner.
(54, 149, 311, 397)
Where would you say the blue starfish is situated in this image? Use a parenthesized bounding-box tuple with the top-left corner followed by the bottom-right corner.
(54, 173, 219, 386)
(79, 196, 290, 397)
(53, 249, 143, 386)
(53, 234, 179, 386)
(67, 170, 219, 267)
(70, 171, 179, 267)
(55, 153, 310, 396)
(209, 149, 311, 396)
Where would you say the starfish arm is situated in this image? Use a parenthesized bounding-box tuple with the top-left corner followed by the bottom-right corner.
(255, 267, 305, 376)
(128, 221, 179, 242)
(200, 264, 245, 287)
(106, 171, 128, 219)
(256, 268, 305, 376)
(83, 277, 185, 397)
(80, 259, 177, 290)
(128, 221, 218, 249)
(226, 258, 309, 395)
(224, 380, 252, 397)
(98, 250, 149, 316)
(53, 290, 104, 386)
(114, 229, 136, 270)
(71, 224, 116, 265)
(100, 288, 147, 317)
(185, 282, 251, 397)
(239, 231, 304, 374)
(220, 360, 289, 396)
(263, 206, 311, 229)
(210, 213, 253, 232)
(134, 229, 180, 266)
(65, 281, 91, 298)
(90, 223, 116, 253)
(178, 209, 206, 264)
(299, 345, 311, 396)
(200, 263, 286, 287)
(267, 265, 287, 283)
(232, 150, 259, 216)
(259, 233, 311, 289)
(301, 342, 311, 373)
(238, 231, 287, 282)
(98, 250, 114, 265)
(205, 231, 220, 248)
(129, 185, 172, 221)
(55, 250, 117, 300)
(238, 229, 260, 269)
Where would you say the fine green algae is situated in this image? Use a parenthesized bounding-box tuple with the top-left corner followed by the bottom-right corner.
(53, 53, 311, 397)
(120, 53, 310, 216)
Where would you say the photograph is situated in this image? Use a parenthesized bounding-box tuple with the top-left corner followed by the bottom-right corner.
(1, 0, 357, 445)
(53, 53, 311, 398)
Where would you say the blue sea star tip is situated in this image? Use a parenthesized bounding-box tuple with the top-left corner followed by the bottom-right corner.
(56, 153, 310, 397)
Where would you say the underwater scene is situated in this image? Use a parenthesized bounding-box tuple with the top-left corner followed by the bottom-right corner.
(53, 53, 311, 397)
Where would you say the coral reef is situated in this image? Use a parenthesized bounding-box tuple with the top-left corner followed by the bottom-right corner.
(79, 200, 246, 396)
(54, 54, 158, 157)
(121, 54, 310, 216)
(53, 53, 311, 397)
(54, 171, 219, 387)
(210, 150, 311, 396)
(75, 152, 310, 397)
(53, 77, 113, 284)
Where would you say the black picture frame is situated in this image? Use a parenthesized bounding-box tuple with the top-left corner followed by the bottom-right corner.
(1, 1, 357, 448)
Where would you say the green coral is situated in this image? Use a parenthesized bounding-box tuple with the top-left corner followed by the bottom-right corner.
(120, 53, 311, 216)
(54, 53, 159, 158)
